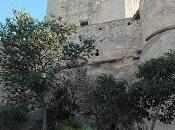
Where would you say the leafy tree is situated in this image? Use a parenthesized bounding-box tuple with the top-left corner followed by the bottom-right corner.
(91, 74, 140, 130)
(0, 104, 28, 130)
(129, 81, 150, 130)
(60, 67, 91, 113)
(135, 51, 175, 130)
(47, 86, 78, 130)
(0, 10, 95, 130)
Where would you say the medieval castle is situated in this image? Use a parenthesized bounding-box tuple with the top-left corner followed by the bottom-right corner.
(46, 0, 175, 78)
(46, 0, 175, 129)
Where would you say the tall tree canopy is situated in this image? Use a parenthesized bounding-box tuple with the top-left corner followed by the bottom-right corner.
(135, 51, 175, 130)
(0, 10, 95, 130)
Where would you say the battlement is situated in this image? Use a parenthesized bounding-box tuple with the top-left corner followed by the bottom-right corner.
(46, 0, 140, 25)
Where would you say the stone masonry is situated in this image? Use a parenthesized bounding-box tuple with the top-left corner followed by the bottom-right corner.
(47, 0, 175, 129)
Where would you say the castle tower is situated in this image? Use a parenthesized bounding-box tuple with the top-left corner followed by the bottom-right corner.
(46, 0, 140, 24)
(140, 0, 175, 61)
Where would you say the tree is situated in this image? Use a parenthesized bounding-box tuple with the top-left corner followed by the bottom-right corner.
(135, 51, 175, 130)
(0, 10, 95, 130)
(0, 104, 28, 130)
(47, 86, 78, 130)
(47, 67, 91, 129)
(90, 74, 141, 130)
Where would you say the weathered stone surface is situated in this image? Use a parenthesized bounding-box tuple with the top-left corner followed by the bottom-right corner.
(78, 19, 142, 77)
(140, 0, 175, 41)
(140, 0, 175, 59)
(47, 0, 140, 24)
(142, 30, 175, 60)
(89, 0, 125, 24)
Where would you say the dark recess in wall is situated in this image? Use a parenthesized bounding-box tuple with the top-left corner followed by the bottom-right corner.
(80, 21, 88, 27)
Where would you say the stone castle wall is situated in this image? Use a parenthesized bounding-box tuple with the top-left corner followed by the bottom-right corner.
(46, 0, 142, 78)
(47, 0, 140, 24)
(140, 0, 175, 60)
(77, 18, 142, 77)
(47, 0, 175, 129)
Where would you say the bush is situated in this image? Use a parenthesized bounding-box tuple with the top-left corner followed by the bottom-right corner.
(90, 74, 136, 130)
(0, 104, 28, 130)
(134, 51, 175, 130)
(47, 86, 78, 130)
(55, 120, 95, 130)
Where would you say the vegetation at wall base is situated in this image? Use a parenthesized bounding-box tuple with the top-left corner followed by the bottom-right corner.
(0, 104, 28, 130)
(133, 50, 175, 130)
(90, 74, 145, 130)
(55, 120, 95, 130)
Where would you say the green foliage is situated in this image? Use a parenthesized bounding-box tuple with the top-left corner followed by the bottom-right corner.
(0, 10, 95, 130)
(0, 10, 95, 104)
(0, 104, 28, 130)
(135, 50, 175, 126)
(47, 86, 78, 130)
(0, 10, 95, 106)
(55, 120, 95, 130)
(91, 74, 138, 129)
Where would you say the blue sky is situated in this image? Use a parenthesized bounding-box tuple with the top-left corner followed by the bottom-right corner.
(0, 0, 47, 22)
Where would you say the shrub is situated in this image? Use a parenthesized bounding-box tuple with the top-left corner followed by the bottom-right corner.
(0, 104, 28, 130)
(90, 74, 136, 130)
(55, 120, 95, 130)
(47, 86, 78, 130)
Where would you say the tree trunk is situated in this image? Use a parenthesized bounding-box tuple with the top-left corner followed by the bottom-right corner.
(42, 98, 47, 130)
(136, 121, 141, 130)
(150, 101, 161, 130)
(150, 117, 157, 130)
